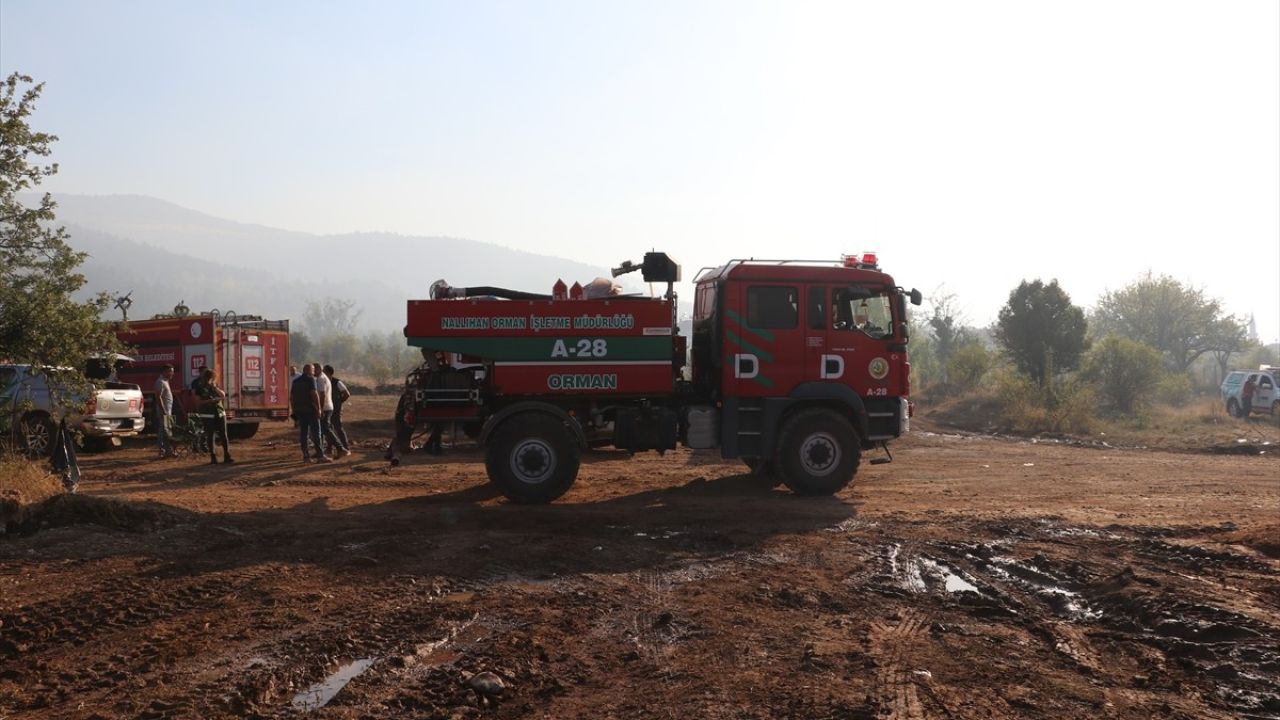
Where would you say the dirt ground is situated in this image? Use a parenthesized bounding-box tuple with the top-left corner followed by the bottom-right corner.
(2, 396, 1278, 720)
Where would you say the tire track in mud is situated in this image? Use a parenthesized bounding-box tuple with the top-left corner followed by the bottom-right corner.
(0, 565, 279, 659)
(35, 574, 476, 717)
(925, 522, 1280, 718)
(0, 564, 289, 717)
(1085, 568, 1280, 718)
(868, 610, 934, 720)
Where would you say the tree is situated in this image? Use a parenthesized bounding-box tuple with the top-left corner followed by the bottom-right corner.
(290, 331, 313, 366)
(946, 342, 993, 392)
(360, 330, 420, 388)
(926, 289, 973, 366)
(1082, 335, 1164, 416)
(995, 279, 1088, 387)
(1092, 273, 1241, 373)
(302, 298, 362, 338)
(0, 73, 120, 374)
(1205, 315, 1252, 384)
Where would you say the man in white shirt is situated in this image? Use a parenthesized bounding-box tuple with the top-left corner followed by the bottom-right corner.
(313, 363, 349, 457)
(155, 365, 175, 458)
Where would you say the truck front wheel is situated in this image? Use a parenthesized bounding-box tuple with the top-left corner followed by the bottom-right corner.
(485, 414, 580, 504)
(774, 409, 859, 496)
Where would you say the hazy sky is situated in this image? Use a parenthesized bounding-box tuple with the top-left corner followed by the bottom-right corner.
(3, 1, 1278, 341)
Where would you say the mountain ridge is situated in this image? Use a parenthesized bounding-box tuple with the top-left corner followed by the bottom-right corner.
(42, 193, 631, 334)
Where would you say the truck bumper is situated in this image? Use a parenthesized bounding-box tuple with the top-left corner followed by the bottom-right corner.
(79, 415, 145, 438)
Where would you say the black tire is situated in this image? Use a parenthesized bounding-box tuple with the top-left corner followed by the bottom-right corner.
(485, 413, 580, 504)
(226, 423, 259, 440)
(19, 412, 56, 458)
(1226, 398, 1241, 418)
(773, 409, 860, 496)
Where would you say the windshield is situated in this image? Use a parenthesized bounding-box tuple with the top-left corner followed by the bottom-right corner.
(833, 289, 893, 340)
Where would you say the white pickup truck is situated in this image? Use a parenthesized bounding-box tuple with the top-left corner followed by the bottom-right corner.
(0, 361, 146, 455)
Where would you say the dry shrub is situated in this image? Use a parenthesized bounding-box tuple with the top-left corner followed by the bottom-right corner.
(1, 457, 64, 533)
(989, 368, 1095, 435)
(0, 456, 64, 504)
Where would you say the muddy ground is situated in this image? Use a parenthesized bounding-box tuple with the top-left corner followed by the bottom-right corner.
(2, 397, 1278, 719)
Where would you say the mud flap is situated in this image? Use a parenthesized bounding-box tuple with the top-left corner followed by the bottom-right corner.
(869, 441, 893, 466)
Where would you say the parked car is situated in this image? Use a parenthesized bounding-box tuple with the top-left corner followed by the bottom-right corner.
(1220, 367, 1280, 419)
(0, 360, 146, 456)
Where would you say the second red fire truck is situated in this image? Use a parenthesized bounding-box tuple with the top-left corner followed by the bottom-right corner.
(113, 310, 291, 439)
(395, 251, 922, 503)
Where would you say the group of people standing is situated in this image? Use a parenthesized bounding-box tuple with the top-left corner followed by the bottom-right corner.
(290, 363, 352, 463)
(151, 363, 354, 465)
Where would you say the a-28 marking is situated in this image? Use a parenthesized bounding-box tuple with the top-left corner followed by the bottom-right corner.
(551, 338, 609, 358)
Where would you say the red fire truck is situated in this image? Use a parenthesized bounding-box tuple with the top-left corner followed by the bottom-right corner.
(113, 311, 291, 439)
(396, 251, 922, 503)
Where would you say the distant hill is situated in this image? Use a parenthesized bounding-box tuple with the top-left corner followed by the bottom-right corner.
(42, 194, 632, 333)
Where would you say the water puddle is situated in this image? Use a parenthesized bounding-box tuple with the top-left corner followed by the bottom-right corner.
(291, 658, 376, 711)
(918, 558, 980, 594)
(888, 546, 978, 594)
(985, 557, 1101, 621)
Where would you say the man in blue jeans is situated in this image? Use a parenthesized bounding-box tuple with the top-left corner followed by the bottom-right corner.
(290, 363, 330, 463)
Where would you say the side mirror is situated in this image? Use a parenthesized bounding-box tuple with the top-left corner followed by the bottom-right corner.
(909, 288, 923, 306)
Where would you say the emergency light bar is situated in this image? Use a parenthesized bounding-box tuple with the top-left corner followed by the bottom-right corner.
(842, 252, 879, 270)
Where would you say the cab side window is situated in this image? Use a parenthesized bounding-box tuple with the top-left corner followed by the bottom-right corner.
(746, 286, 798, 329)
(832, 289, 893, 339)
(1261, 376, 1275, 390)
(694, 284, 718, 321)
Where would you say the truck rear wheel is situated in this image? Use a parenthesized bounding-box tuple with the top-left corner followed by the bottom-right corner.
(485, 414, 580, 504)
(227, 423, 259, 440)
(774, 409, 859, 496)
(1226, 398, 1241, 418)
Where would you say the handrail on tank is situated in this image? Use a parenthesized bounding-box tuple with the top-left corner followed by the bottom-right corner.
(693, 258, 847, 284)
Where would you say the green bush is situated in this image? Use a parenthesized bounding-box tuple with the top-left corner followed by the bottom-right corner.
(989, 365, 1095, 434)
(1081, 335, 1163, 417)
(946, 342, 992, 392)
(1156, 373, 1193, 407)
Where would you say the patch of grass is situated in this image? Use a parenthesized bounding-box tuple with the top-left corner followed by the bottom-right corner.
(0, 456, 64, 505)
(922, 387, 1280, 450)
(2, 456, 64, 533)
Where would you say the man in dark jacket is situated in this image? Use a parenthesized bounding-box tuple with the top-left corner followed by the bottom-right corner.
(323, 364, 352, 454)
(291, 363, 329, 463)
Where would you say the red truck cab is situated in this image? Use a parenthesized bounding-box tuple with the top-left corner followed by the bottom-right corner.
(689, 253, 921, 466)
